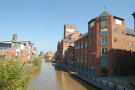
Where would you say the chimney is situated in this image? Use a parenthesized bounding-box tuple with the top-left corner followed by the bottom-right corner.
(12, 34, 17, 42)
(132, 12, 135, 29)
(64, 24, 76, 38)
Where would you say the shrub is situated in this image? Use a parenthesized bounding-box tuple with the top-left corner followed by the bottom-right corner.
(0, 57, 42, 90)
(30, 57, 41, 67)
(0, 59, 29, 90)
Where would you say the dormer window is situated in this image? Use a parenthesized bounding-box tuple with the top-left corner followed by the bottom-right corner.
(101, 17, 107, 23)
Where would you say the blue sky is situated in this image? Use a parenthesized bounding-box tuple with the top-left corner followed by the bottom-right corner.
(0, 0, 134, 52)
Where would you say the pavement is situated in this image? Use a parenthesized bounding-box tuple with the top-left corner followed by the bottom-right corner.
(101, 76, 135, 89)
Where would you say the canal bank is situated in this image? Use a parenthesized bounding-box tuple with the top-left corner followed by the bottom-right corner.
(27, 62, 99, 90)
(54, 63, 135, 90)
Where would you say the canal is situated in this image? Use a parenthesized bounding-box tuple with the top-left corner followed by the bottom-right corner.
(27, 61, 99, 90)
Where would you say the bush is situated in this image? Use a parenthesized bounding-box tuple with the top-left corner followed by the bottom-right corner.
(0, 59, 29, 90)
(32, 57, 41, 67)
(0, 57, 42, 90)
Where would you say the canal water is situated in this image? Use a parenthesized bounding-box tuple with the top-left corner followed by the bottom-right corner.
(27, 61, 99, 90)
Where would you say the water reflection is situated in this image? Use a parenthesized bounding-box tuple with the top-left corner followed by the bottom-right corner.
(27, 62, 99, 90)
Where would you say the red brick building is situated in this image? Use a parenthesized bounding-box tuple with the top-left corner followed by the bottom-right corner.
(56, 11, 135, 76)
(56, 24, 81, 64)
(0, 42, 16, 59)
(0, 35, 37, 62)
(74, 33, 88, 76)
(86, 11, 135, 76)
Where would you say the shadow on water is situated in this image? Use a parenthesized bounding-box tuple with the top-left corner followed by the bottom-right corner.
(69, 74, 101, 90)
(53, 65, 100, 90)
(27, 62, 100, 90)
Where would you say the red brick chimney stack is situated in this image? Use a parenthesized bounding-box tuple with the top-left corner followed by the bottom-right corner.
(132, 12, 135, 29)
(64, 25, 76, 38)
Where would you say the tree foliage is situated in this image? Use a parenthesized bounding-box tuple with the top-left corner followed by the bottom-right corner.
(0, 59, 28, 90)
(0, 57, 41, 90)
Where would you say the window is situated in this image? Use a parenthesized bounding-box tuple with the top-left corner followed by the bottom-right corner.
(101, 17, 107, 22)
(114, 37, 117, 42)
(114, 28, 117, 32)
(84, 41, 87, 48)
(100, 58, 108, 66)
(0, 55, 6, 59)
(101, 29, 108, 35)
(93, 30, 96, 35)
(130, 41, 134, 48)
(101, 47, 108, 56)
(75, 45, 77, 50)
(85, 59, 87, 63)
(101, 69, 108, 76)
(101, 37, 108, 45)
(122, 39, 125, 45)
(80, 58, 83, 63)
(114, 48, 117, 53)
(24, 43, 27, 46)
(78, 44, 80, 49)
(113, 46, 117, 53)
(122, 30, 124, 34)
(81, 42, 83, 48)
(93, 38, 96, 44)
(101, 31, 108, 35)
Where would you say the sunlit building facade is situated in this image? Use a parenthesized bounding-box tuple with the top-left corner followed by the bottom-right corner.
(56, 11, 135, 76)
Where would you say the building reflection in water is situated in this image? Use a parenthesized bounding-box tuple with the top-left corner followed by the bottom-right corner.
(27, 62, 99, 90)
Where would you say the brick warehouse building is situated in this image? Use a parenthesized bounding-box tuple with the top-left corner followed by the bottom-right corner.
(56, 24, 81, 64)
(74, 33, 88, 75)
(56, 11, 135, 76)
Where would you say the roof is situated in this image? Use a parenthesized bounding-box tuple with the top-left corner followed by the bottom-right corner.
(100, 11, 124, 20)
(99, 11, 112, 17)
(75, 33, 88, 41)
(62, 38, 76, 43)
(65, 30, 80, 39)
(2, 40, 32, 43)
(65, 33, 74, 39)
(0, 42, 12, 48)
(126, 28, 135, 36)
(89, 11, 124, 24)
(62, 30, 81, 43)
